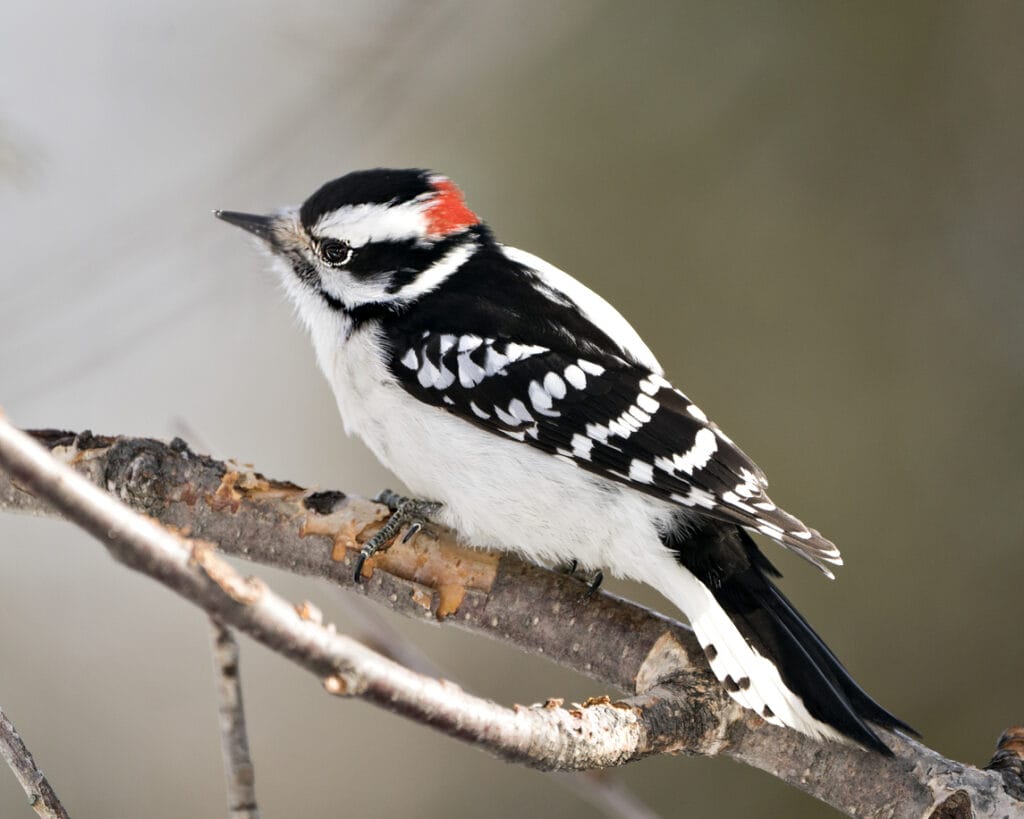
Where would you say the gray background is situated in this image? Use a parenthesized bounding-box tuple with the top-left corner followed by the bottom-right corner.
(1, 2, 1022, 817)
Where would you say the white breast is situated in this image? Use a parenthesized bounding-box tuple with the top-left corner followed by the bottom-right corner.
(319, 322, 676, 578)
(305, 314, 842, 744)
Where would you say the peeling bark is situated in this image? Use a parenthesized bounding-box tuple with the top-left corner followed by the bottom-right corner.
(1, 426, 1022, 818)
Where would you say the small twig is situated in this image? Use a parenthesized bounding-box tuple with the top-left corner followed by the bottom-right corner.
(556, 771, 663, 819)
(0, 707, 70, 819)
(209, 619, 260, 819)
(334, 593, 661, 819)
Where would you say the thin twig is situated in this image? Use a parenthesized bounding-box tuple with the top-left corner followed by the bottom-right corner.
(556, 771, 663, 819)
(336, 590, 662, 819)
(0, 707, 70, 819)
(209, 619, 260, 819)
(186, 420, 662, 819)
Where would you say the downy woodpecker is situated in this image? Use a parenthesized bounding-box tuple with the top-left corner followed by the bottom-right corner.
(217, 168, 911, 752)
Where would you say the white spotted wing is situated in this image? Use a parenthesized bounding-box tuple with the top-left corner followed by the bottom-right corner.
(388, 332, 842, 574)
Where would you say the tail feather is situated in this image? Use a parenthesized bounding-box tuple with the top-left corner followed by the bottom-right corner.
(721, 578, 895, 754)
(755, 576, 917, 736)
(658, 519, 913, 754)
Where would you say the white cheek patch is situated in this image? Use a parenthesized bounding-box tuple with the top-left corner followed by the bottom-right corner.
(319, 270, 393, 309)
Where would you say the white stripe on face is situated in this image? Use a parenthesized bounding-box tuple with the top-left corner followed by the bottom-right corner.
(313, 200, 431, 246)
(391, 241, 477, 301)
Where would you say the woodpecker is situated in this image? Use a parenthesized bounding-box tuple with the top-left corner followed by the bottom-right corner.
(217, 168, 912, 753)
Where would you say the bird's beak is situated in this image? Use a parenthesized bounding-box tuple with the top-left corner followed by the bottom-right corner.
(214, 210, 276, 241)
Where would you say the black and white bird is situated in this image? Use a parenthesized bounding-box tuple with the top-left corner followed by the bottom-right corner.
(217, 168, 911, 753)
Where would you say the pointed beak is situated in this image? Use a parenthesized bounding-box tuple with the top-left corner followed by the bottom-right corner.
(214, 210, 276, 241)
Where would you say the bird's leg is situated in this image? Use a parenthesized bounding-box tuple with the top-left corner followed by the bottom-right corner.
(353, 489, 443, 583)
(556, 560, 604, 598)
(559, 558, 579, 575)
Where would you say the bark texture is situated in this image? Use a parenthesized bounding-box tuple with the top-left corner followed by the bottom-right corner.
(209, 619, 260, 819)
(1, 425, 1021, 818)
(0, 708, 70, 819)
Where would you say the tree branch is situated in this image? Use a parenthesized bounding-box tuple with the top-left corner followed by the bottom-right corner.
(0, 419, 719, 771)
(0, 707, 70, 819)
(209, 619, 260, 819)
(0, 422, 1021, 817)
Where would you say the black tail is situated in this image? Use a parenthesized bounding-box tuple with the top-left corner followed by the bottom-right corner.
(665, 519, 915, 754)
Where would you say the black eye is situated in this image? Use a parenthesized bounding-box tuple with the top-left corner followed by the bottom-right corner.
(320, 239, 351, 266)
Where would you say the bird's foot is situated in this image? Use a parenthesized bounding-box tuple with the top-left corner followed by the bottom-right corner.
(354, 489, 443, 583)
(558, 559, 604, 598)
(584, 570, 604, 598)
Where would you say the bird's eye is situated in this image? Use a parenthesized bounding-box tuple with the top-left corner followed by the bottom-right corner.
(320, 239, 352, 266)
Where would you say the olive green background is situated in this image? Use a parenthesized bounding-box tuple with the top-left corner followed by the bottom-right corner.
(1, 2, 1022, 817)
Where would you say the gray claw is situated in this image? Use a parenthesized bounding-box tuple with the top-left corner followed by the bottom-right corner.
(558, 560, 604, 599)
(354, 492, 442, 583)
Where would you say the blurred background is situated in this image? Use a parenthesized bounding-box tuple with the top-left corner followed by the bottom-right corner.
(2, 2, 1022, 816)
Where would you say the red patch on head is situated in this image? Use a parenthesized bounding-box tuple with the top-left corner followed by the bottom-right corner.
(425, 178, 478, 237)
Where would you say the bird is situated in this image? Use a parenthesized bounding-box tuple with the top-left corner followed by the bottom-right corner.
(216, 167, 912, 754)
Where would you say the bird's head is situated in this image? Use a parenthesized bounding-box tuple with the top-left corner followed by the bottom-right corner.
(216, 168, 482, 315)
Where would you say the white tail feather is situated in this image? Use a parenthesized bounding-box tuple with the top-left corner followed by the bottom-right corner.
(650, 561, 845, 743)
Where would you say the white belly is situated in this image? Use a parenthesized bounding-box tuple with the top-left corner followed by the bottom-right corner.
(322, 323, 678, 580)
(305, 315, 840, 741)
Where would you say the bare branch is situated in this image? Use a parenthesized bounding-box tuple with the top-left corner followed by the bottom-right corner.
(1, 424, 1022, 817)
(209, 619, 260, 819)
(0, 707, 70, 819)
(326, 564, 660, 818)
(0, 419, 719, 773)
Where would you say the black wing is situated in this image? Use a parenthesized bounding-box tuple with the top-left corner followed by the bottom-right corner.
(387, 330, 842, 575)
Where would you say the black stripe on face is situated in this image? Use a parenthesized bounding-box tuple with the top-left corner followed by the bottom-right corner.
(331, 232, 471, 291)
(319, 288, 345, 312)
(382, 233, 470, 294)
(299, 168, 433, 230)
(313, 233, 475, 320)
(291, 256, 319, 287)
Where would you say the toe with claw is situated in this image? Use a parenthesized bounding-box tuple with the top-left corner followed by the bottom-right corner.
(558, 560, 605, 598)
(353, 490, 442, 583)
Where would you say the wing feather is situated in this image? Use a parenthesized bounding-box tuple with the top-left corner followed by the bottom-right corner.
(388, 331, 842, 575)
